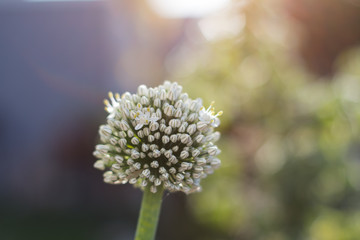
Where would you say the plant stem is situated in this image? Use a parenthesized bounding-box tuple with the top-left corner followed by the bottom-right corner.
(134, 187, 164, 240)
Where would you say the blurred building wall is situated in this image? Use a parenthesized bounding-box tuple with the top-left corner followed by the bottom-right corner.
(0, 0, 185, 206)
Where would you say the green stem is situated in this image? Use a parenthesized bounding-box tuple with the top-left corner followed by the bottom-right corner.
(134, 187, 164, 240)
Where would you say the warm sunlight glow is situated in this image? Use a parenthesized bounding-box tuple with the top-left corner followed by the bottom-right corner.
(147, 0, 230, 18)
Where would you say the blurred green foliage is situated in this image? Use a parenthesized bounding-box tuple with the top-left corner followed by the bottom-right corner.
(172, 1, 360, 239)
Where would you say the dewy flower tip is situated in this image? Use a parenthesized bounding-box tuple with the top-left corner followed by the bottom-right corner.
(93, 81, 222, 194)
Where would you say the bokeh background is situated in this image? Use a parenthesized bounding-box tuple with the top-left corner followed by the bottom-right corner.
(1, 0, 360, 239)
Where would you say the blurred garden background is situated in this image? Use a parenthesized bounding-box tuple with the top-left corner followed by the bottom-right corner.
(1, 0, 360, 239)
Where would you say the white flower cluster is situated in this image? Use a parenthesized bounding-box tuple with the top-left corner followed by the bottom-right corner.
(93, 81, 222, 194)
